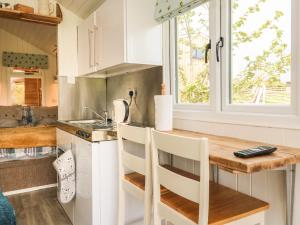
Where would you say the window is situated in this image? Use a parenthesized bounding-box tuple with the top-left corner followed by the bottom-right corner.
(10, 77, 42, 106)
(171, 0, 298, 117)
(11, 78, 25, 105)
(229, 0, 292, 106)
(175, 2, 210, 104)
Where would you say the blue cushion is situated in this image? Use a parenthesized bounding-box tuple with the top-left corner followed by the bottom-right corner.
(0, 192, 17, 225)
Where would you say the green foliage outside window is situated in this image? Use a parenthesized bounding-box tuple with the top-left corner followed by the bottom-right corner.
(177, 0, 291, 105)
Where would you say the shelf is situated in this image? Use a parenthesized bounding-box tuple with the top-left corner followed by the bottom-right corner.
(0, 8, 62, 26)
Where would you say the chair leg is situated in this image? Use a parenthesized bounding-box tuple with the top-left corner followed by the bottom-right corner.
(144, 198, 152, 225)
(153, 206, 162, 225)
(118, 188, 126, 225)
(258, 214, 265, 225)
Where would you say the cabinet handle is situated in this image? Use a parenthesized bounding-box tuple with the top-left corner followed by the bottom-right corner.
(88, 29, 94, 68)
(94, 25, 99, 67)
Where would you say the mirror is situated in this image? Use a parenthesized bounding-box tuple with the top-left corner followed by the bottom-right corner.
(0, 18, 58, 107)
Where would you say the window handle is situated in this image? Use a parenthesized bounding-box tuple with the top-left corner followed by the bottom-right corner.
(216, 37, 224, 62)
(205, 40, 211, 64)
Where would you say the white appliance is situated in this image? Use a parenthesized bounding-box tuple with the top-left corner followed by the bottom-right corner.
(113, 99, 129, 123)
(56, 128, 118, 225)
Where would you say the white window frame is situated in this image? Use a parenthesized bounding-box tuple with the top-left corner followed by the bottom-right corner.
(221, 0, 298, 115)
(166, 0, 300, 129)
(171, 0, 220, 112)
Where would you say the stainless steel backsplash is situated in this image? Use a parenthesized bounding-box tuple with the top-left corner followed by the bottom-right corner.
(58, 66, 162, 125)
(107, 67, 162, 126)
(58, 77, 107, 120)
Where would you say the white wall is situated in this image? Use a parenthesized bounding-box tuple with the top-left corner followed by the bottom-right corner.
(0, 28, 57, 106)
(174, 118, 300, 225)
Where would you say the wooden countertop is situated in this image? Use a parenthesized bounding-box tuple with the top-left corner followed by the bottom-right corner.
(168, 129, 300, 173)
(0, 125, 56, 148)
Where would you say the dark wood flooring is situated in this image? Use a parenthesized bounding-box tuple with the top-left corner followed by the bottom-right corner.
(7, 188, 72, 225)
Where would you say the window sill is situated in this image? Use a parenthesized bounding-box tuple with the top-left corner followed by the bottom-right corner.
(173, 109, 300, 130)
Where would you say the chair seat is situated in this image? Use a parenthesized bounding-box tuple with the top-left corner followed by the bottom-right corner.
(125, 172, 146, 190)
(161, 166, 269, 225)
(125, 166, 269, 225)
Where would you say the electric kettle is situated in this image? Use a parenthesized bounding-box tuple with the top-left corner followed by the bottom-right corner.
(113, 99, 129, 123)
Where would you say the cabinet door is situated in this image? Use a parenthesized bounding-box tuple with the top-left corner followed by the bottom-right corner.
(57, 6, 81, 79)
(78, 13, 96, 76)
(95, 0, 125, 70)
(56, 128, 72, 150)
(98, 141, 118, 225)
(126, 0, 163, 65)
(74, 136, 93, 225)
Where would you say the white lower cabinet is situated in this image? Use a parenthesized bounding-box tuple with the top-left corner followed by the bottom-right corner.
(56, 128, 118, 225)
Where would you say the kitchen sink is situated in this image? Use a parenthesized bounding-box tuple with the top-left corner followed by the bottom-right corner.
(68, 120, 103, 124)
(66, 119, 113, 131)
(58, 119, 117, 142)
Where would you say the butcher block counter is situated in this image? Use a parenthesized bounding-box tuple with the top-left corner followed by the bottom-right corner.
(0, 125, 56, 149)
(167, 129, 300, 174)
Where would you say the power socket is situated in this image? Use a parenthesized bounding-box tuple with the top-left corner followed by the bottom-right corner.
(128, 88, 138, 97)
(128, 90, 134, 97)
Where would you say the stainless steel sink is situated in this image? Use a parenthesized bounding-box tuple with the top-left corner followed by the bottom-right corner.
(58, 119, 116, 142)
(66, 119, 113, 130)
(68, 120, 102, 124)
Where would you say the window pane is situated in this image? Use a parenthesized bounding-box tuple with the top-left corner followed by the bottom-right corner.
(230, 0, 291, 105)
(176, 3, 210, 104)
(11, 78, 25, 105)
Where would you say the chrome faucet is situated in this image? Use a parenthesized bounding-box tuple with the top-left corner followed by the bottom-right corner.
(83, 106, 108, 126)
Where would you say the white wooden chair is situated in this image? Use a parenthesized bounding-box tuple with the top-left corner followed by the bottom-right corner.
(117, 123, 152, 225)
(151, 129, 269, 225)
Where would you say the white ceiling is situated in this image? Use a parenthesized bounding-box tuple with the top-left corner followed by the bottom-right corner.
(0, 18, 57, 55)
(57, 0, 105, 18)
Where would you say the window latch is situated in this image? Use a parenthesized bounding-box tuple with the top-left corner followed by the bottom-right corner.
(205, 40, 211, 64)
(216, 37, 224, 62)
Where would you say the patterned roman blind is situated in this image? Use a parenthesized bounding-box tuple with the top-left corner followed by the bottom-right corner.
(2, 51, 48, 69)
(154, 0, 208, 22)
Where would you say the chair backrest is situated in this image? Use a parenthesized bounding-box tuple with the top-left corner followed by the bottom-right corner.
(151, 129, 209, 225)
(117, 123, 151, 177)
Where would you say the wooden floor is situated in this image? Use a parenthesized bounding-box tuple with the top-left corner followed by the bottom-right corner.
(7, 188, 72, 225)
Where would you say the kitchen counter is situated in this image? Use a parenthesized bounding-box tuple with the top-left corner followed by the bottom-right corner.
(168, 129, 300, 173)
(57, 121, 117, 142)
(58, 122, 300, 172)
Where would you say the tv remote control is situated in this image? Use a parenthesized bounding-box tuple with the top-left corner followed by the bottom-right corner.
(234, 146, 277, 158)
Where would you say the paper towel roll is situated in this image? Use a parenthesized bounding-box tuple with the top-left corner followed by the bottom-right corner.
(154, 95, 173, 131)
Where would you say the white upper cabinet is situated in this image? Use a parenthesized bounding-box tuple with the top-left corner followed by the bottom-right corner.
(94, 0, 125, 71)
(77, 14, 97, 76)
(77, 0, 162, 77)
(58, 6, 82, 82)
